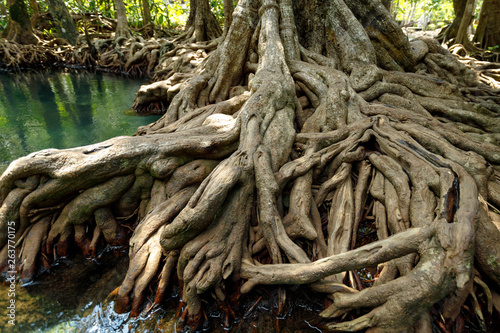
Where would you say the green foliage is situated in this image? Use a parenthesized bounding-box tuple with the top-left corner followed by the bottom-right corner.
(162, 0, 189, 29)
(0, 0, 232, 34)
(210, 0, 224, 25)
(488, 45, 500, 52)
(394, 0, 455, 26)
(1, 0, 193, 30)
(393, 0, 484, 29)
(0, 9, 8, 32)
(124, 0, 143, 27)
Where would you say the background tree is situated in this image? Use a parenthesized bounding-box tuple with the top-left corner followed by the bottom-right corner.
(222, 0, 234, 35)
(473, 0, 500, 48)
(29, 0, 40, 28)
(445, 0, 467, 40)
(0, 1, 7, 15)
(142, 0, 152, 26)
(45, 0, 78, 44)
(381, 0, 393, 13)
(454, 0, 476, 47)
(115, 0, 130, 38)
(5, 0, 38, 44)
(176, 0, 222, 41)
(1, 0, 500, 332)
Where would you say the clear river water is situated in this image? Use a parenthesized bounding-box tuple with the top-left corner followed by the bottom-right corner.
(0, 71, 171, 332)
(0, 70, 160, 173)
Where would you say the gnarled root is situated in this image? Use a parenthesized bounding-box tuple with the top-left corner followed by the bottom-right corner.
(2, 0, 500, 331)
(0, 115, 239, 285)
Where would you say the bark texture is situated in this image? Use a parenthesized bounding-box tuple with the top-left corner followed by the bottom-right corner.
(473, 0, 500, 48)
(115, 0, 131, 38)
(223, 0, 234, 35)
(176, 0, 222, 42)
(455, 0, 476, 46)
(6, 0, 38, 44)
(438, 0, 467, 42)
(142, 0, 152, 27)
(45, 0, 79, 45)
(2, 0, 500, 331)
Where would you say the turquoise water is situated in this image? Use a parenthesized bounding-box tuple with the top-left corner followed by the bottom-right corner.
(0, 70, 160, 172)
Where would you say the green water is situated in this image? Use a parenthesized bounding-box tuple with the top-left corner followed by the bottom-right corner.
(0, 70, 160, 172)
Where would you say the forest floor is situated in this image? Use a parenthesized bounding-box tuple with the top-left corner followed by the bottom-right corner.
(403, 27, 440, 41)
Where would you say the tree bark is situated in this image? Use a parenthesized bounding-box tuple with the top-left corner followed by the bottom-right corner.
(223, 0, 234, 35)
(438, 0, 467, 42)
(381, 0, 392, 13)
(455, 0, 476, 46)
(115, 0, 130, 38)
(142, 0, 152, 27)
(29, 0, 39, 28)
(180, 0, 222, 42)
(473, 0, 500, 48)
(6, 0, 38, 44)
(0, 2, 7, 16)
(45, 0, 78, 45)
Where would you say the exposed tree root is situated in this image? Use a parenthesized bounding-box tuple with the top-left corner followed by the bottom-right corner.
(2, 0, 500, 331)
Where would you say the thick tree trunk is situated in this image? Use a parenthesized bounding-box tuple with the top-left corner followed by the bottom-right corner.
(293, 0, 414, 71)
(29, 0, 39, 28)
(45, 0, 78, 45)
(438, 0, 467, 42)
(473, 0, 500, 48)
(6, 0, 38, 44)
(381, 0, 392, 13)
(115, 0, 130, 38)
(2, 0, 500, 332)
(455, 0, 476, 46)
(0, 2, 7, 15)
(179, 0, 222, 42)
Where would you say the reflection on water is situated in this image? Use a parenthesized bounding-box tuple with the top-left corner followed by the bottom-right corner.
(0, 251, 178, 332)
(0, 70, 160, 172)
(0, 71, 167, 332)
(0, 248, 323, 333)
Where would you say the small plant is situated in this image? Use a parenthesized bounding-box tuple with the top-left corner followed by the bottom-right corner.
(488, 45, 500, 52)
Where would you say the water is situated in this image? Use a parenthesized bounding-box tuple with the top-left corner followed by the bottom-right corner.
(0, 70, 160, 172)
(0, 248, 324, 332)
(0, 250, 179, 333)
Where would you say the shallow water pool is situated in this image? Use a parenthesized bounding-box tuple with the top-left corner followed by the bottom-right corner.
(0, 70, 160, 172)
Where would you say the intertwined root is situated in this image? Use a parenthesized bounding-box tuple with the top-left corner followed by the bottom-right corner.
(241, 111, 489, 331)
(2, 0, 500, 331)
(0, 114, 240, 283)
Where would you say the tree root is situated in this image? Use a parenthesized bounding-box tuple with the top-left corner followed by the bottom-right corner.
(2, 0, 500, 331)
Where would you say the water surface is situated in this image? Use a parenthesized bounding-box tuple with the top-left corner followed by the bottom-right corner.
(0, 70, 160, 172)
